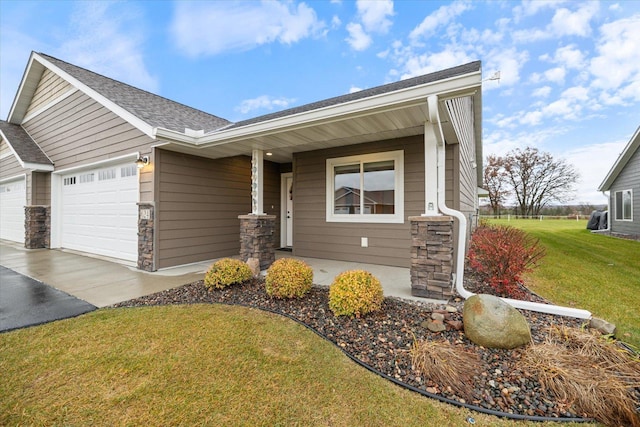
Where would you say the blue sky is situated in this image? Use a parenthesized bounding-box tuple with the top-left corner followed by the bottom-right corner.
(1, 0, 639, 204)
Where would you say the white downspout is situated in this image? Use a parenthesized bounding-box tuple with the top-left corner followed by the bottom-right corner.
(428, 95, 591, 319)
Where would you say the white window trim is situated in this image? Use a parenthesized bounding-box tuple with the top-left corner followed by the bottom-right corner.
(614, 189, 633, 221)
(326, 150, 404, 224)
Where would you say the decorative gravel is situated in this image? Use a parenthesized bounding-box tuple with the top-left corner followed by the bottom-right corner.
(111, 278, 606, 421)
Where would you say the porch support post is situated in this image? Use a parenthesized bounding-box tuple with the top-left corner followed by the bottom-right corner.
(423, 122, 440, 216)
(251, 149, 265, 215)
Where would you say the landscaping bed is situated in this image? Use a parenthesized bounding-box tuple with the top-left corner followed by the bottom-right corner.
(113, 278, 640, 424)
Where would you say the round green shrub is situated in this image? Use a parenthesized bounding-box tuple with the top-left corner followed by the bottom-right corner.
(265, 258, 313, 299)
(328, 270, 384, 317)
(204, 258, 253, 290)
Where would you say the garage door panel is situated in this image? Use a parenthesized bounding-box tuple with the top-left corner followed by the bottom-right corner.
(0, 177, 26, 243)
(61, 163, 138, 262)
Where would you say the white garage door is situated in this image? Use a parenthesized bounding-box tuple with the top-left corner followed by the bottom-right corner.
(61, 163, 138, 262)
(0, 177, 26, 243)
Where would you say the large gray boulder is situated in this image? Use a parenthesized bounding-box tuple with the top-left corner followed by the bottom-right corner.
(463, 294, 531, 349)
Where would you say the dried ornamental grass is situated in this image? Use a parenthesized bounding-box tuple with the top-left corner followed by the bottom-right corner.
(546, 325, 640, 381)
(410, 339, 479, 401)
(522, 340, 640, 426)
(265, 258, 313, 299)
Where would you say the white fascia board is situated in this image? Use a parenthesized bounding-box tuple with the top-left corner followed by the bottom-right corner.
(598, 126, 640, 191)
(7, 52, 43, 123)
(155, 71, 481, 149)
(27, 53, 156, 138)
(22, 162, 55, 171)
(0, 130, 23, 165)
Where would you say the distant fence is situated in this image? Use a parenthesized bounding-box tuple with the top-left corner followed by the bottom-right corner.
(480, 214, 589, 221)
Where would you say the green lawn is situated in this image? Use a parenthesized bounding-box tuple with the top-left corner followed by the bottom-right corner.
(0, 305, 592, 427)
(487, 218, 640, 348)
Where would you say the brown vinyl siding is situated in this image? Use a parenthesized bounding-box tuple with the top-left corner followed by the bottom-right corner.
(0, 158, 24, 181)
(30, 172, 50, 205)
(156, 149, 281, 269)
(22, 91, 155, 170)
(292, 135, 427, 268)
(24, 69, 73, 117)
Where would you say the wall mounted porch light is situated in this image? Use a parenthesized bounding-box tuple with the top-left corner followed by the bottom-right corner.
(136, 155, 150, 169)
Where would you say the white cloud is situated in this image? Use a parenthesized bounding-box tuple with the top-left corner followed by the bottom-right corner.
(513, 2, 598, 42)
(553, 45, 585, 69)
(532, 86, 552, 97)
(235, 95, 296, 115)
(513, 0, 565, 21)
(357, 0, 394, 33)
(171, 1, 325, 57)
(400, 47, 472, 79)
(483, 48, 529, 89)
(590, 15, 640, 96)
(331, 15, 342, 28)
(349, 86, 363, 93)
(345, 0, 393, 51)
(562, 140, 627, 204)
(549, 2, 599, 37)
(58, 2, 158, 93)
(409, 1, 471, 42)
(544, 66, 566, 84)
(345, 22, 372, 51)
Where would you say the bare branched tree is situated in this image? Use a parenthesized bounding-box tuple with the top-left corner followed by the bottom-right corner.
(502, 147, 580, 217)
(483, 155, 510, 217)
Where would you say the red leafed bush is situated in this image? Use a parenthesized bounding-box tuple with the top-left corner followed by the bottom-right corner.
(467, 224, 545, 299)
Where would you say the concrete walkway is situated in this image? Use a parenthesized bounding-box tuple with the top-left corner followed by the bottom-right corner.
(0, 241, 440, 310)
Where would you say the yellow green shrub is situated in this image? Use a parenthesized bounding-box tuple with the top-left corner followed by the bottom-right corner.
(204, 258, 253, 290)
(329, 270, 384, 317)
(265, 258, 313, 299)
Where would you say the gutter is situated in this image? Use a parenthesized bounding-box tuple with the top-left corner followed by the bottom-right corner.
(428, 95, 591, 320)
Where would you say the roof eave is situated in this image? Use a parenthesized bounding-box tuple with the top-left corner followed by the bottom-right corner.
(192, 70, 482, 148)
(598, 125, 640, 191)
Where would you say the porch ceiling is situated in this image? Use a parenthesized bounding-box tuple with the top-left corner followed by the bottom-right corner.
(154, 102, 459, 164)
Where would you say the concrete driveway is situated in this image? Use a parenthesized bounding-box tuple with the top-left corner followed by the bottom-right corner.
(0, 242, 209, 309)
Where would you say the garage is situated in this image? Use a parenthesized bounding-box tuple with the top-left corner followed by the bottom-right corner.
(60, 163, 138, 262)
(0, 176, 26, 243)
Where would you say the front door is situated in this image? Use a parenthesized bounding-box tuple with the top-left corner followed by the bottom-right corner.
(281, 173, 293, 247)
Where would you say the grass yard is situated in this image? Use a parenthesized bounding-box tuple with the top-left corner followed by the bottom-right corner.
(487, 218, 640, 348)
(0, 305, 593, 427)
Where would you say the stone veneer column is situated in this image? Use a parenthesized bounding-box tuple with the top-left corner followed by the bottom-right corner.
(24, 205, 50, 249)
(238, 214, 276, 271)
(409, 215, 454, 300)
(137, 203, 155, 272)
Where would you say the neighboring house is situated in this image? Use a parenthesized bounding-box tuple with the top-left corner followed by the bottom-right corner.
(598, 126, 640, 237)
(0, 52, 483, 298)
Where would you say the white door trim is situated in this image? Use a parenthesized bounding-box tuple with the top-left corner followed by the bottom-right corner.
(280, 172, 293, 248)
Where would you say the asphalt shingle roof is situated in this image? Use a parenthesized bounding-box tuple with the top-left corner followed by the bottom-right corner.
(39, 53, 231, 134)
(228, 61, 481, 129)
(0, 120, 52, 165)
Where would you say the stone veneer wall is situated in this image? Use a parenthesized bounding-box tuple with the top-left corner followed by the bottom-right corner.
(409, 215, 454, 300)
(138, 203, 155, 271)
(24, 205, 50, 249)
(238, 214, 276, 270)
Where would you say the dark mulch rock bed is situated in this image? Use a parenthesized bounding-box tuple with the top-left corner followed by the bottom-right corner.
(112, 278, 603, 421)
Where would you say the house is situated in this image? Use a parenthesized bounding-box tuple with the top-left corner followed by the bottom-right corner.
(598, 126, 640, 237)
(0, 51, 483, 300)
